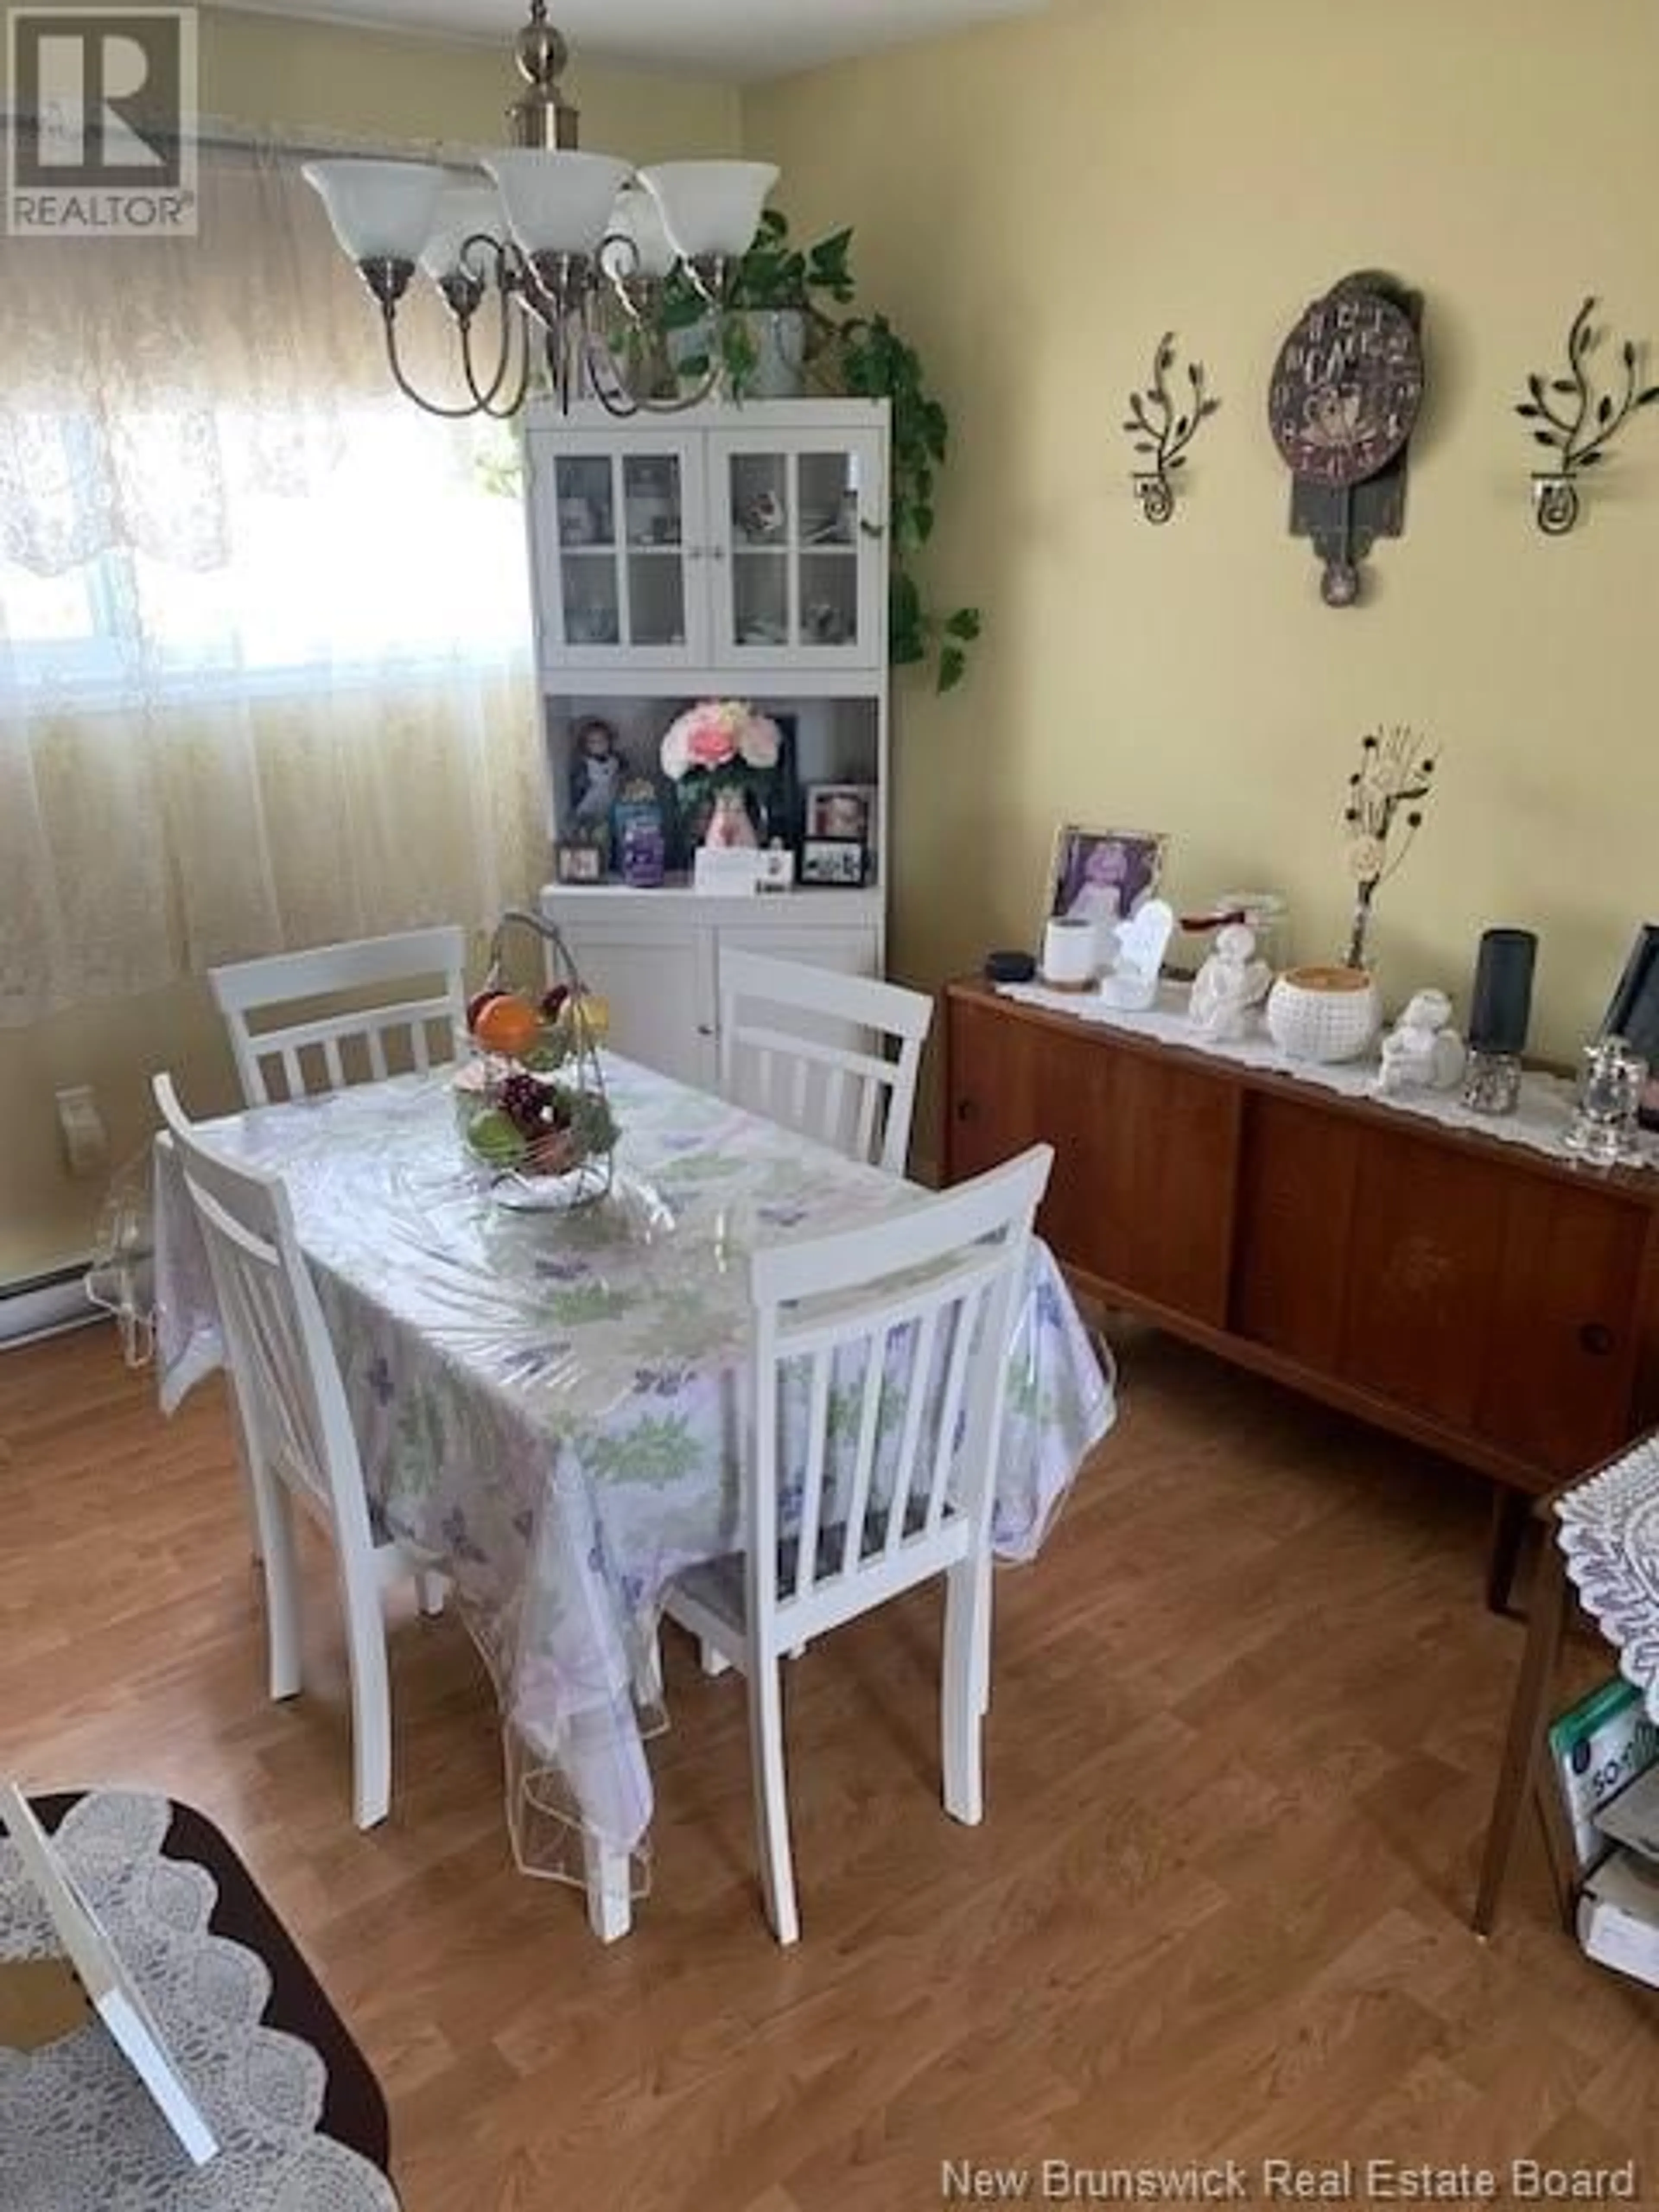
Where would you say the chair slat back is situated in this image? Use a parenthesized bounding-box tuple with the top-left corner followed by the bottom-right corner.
(152, 1075, 377, 1568)
(718, 950, 932, 1176)
(746, 1145, 1053, 1639)
(209, 926, 467, 1107)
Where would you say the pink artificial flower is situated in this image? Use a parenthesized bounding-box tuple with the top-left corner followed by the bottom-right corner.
(686, 712, 736, 768)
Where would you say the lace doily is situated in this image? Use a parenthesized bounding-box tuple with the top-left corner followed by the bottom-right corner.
(1557, 1434, 1659, 1722)
(997, 981, 1644, 1174)
(0, 1793, 398, 2212)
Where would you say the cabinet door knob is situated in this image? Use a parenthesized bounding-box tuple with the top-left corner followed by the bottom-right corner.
(955, 1097, 976, 1122)
(697, 1023, 714, 1038)
(1579, 1322, 1616, 1357)
(711, 544, 728, 563)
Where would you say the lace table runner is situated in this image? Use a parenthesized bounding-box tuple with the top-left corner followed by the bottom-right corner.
(0, 1793, 398, 2212)
(996, 981, 1649, 1173)
(1557, 1433, 1659, 1721)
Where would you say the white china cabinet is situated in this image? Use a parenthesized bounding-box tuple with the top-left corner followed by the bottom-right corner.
(524, 398, 893, 1085)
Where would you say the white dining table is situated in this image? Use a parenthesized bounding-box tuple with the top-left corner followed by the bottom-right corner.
(154, 1052, 1115, 1938)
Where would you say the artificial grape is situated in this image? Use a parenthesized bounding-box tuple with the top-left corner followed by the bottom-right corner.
(499, 1072, 553, 1135)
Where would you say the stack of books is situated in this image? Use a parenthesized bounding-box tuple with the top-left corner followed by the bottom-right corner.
(1548, 1678, 1659, 1988)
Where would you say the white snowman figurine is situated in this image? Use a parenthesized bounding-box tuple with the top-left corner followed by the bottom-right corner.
(1187, 922, 1272, 1043)
(1376, 987, 1467, 1096)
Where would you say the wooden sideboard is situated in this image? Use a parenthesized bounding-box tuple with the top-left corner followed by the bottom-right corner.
(943, 980, 1659, 1493)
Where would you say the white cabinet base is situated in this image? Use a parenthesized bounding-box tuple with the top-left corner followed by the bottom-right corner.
(539, 885, 882, 1094)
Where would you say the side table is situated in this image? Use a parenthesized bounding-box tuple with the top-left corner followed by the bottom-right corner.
(1472, 1428, 1659, 1936)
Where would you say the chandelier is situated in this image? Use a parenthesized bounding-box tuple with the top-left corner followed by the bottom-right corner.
(302, 2, 778, 420)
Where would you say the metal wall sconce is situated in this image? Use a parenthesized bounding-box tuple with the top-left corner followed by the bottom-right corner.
(1122, 333, 1220, 523)
(1517, 297, 1659, 534)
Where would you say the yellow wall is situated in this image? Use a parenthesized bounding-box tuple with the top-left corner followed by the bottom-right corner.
(742, 0, 1659, 1061)
(0, 6, 737, 1286)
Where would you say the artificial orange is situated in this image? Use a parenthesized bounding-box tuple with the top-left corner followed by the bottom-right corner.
(474, 991, 541, 1057)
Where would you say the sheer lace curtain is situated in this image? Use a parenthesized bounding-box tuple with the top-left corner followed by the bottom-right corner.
(0, 133, 544, 1027)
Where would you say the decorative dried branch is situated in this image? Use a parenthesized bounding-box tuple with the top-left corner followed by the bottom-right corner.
(1340, 724, 1438, 968)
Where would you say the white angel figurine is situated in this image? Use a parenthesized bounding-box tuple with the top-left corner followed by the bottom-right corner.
(1376, 988, 1467, 1096)
(1187, 922, 1272, 1043)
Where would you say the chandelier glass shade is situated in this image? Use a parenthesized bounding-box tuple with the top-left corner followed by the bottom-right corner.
(302, 5, 779, 420)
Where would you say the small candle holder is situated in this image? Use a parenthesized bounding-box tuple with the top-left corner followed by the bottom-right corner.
(1563, 1034, 1648, 1166)
(1462, 927, 1538, 1117)
(1462, 1049, 1523, 1116)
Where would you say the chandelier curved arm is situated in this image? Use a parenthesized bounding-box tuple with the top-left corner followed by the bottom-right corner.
(380, 306, 498, 420)
(581, 245, 723, 417)
(465, 311, 536, 420)
(454, 237, 536, 418)
(454, 233, 519, 413)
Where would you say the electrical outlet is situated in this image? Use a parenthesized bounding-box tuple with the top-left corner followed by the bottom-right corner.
(54, 1085, 108, 1179)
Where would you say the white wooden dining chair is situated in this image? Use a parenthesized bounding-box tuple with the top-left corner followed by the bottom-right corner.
(209, 926, 467, 1107)
(667, 1142, 1053, 1944)
(718, 949, 932, 1177)
(153, 1073, 443, 1830)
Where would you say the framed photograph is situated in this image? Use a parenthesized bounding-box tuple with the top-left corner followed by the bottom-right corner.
(555, 842, 603, 885)
(801, 837, 867, 887)
(1601, 922, 1659, 1128)
(1047, 823, 1168, 934)
(805, 783, 874, 846)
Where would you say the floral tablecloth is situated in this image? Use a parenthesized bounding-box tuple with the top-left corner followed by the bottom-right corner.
(153, 1056, 1113, 1883)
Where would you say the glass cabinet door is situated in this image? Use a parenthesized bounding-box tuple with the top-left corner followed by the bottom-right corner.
(530, 434, 705, 666)
(709, 431, 884, 670)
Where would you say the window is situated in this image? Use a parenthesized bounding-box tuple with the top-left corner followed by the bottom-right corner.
(2, 409, 529, 702)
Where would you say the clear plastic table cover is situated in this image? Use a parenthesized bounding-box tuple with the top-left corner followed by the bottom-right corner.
(151, 1056, 1116, 1889)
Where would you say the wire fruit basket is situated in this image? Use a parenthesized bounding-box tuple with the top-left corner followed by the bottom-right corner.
(455, 908, 618, 1210)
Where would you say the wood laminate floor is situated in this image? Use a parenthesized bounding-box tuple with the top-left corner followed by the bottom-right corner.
(2, 1323, 1654, 2211)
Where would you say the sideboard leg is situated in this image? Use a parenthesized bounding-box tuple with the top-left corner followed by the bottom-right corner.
(1484, 1484, 1533, 1618)
(1472, 1527, 1567, 1937)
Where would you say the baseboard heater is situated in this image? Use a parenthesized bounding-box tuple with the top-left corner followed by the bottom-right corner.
(0, 1262, 98, 1350)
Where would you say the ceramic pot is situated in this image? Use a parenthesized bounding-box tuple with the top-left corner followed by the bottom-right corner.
(668, 309, 808, 399)
(1265, 964, 1382, 1064)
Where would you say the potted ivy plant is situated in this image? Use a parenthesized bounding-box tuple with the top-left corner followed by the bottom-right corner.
(827, 309, 981, 693)
(663, 210, 854, 400)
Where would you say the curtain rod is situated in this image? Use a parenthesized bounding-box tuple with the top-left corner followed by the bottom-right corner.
(0, 107, 466, 166)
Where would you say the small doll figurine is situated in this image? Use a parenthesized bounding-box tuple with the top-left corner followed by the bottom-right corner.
(1187, 922, 1272, 1043)
(569, 718, 622, 868)
(1376, 988, 1467, 1096)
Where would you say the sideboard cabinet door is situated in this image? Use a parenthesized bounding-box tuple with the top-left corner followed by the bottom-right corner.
(1476, 1178, 1650, 1476)
(947, 996, 1238, 1324)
